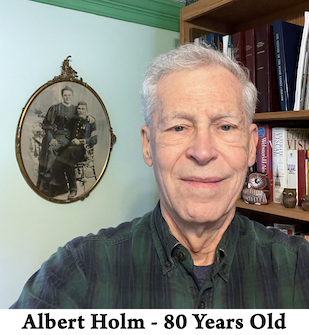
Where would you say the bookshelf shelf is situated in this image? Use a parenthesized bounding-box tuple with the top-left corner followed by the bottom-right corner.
(180, 0, 309, 228)
(254, 110, 309, 122)
(236, 199, 309, 222)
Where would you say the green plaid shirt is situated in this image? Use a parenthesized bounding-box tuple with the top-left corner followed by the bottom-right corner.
(11, 203, 309, 308)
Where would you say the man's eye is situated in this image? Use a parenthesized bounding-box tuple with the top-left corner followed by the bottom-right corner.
(174, 126, 184, 132)
(221, 125, 231, 131)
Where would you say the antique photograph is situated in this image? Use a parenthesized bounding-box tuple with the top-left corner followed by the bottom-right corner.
(16, 60, 116, 203)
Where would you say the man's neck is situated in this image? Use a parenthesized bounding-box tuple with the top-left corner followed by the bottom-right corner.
(161, 205, 234, 266)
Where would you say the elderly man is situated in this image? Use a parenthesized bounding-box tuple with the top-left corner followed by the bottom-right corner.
(11, 44, 309, 308)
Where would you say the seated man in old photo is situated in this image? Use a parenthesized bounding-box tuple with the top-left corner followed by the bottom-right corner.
(11, 44, 309, 308)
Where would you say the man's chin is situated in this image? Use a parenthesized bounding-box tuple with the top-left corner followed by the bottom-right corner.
(178, 203, 235, 225)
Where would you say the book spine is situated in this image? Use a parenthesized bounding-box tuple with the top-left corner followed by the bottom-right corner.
(273, 23, 286, 111)
(273, 20, 303, 111)
(307, 149, 309, 195)
(231, 31, 246, 66)
(244, 28, 256, 85)
(273, 223, 295, 235)
(256, 124, 273, 201)
(286, 128, 309, 150)
(298, 150, 307, 205)
(206, 33, 223, 51)
(287, 149, 298, 189)
(272, 127, 288, 203)
(255, 25, 280, 112)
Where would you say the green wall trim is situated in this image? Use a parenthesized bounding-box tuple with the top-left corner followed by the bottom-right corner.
(29, 0, 184, 31)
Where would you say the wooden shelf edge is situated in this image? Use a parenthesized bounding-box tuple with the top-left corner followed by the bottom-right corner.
(236, 199, 309, 222)
(253, 110, 309, 122)
(180, 0, 235, 22)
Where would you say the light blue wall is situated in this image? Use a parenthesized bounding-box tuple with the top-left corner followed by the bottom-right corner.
(0, 0, 179, 308)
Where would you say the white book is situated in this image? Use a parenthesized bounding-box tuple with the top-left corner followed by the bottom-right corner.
(222, 35, 232, 58)
(272, 128, 289, 203)
(294, 11, 309, 111)
(287, 149, 298, 189)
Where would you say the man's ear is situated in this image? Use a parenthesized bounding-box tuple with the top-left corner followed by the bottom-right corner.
(141, 125, 153, 167)
(248, 123, 258, 167)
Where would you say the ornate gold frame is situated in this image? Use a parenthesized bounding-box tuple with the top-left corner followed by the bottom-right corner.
(16, 57, 116, 203)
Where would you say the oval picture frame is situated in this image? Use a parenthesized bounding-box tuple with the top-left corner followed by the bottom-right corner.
(16, 57, 116, 203)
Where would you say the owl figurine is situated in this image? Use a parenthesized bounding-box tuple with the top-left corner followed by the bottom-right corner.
(301, 195, 309, 211)
(242, 172, 270, 205)
(282, 188, 297, 208)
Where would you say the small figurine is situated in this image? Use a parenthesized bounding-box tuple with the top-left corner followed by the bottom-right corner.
(282, 188, 297, 208)
(242, 172, 270, 205)
(301, 195, 309, 211)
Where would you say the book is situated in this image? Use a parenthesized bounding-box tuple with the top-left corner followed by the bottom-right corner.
(198, 33, 223, 51)
(298, 150, 307, 204)
(286, 127, 309, 150)
(272, 20, 303, 111)
(294, 11, 309, 111)
(222, 35, 232, 58)
(231, 31, 245, 66)
(306, 150, 309, 195)
(273, 223, 295, 235)
(244, 28, 256, 85)
(272, 127, 309, 203)
(206, 32, 224, 51)
(256, 124, 273, 201)
(255, 24, 280, 112)
(272, 127, 289, 203)
(287, 149, 298, 189)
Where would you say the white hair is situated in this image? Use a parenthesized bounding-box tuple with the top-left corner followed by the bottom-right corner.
(141, 43, 257, 126)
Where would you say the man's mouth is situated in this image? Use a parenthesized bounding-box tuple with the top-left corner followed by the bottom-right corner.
(181, 176, 224, 189)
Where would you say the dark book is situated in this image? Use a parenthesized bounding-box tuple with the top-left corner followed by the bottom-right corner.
(255, 24, 280, 112)
(205, 32, 224, 51)
(298, 150, 307, 205)
(256, 124, 273, 201)
(273, 20, 303, 111)
(244, 28, 256, 85)
(231, 31, 245, 66)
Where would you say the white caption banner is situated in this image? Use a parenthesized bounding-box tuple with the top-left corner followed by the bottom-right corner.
(0, 309, 303, 334)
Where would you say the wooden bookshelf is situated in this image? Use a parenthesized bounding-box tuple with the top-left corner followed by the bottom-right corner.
(180, 0, 309, 44)
(180, 0, 309, 228)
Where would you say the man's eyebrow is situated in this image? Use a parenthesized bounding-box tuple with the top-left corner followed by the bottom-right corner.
(160, 111, 194, 123)
(210, 110, 242, 120)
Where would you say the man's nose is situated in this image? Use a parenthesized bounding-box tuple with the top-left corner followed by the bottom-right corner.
(185, 128, 217, 165)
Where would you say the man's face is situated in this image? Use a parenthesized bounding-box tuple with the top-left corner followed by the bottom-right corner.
(77, 104, 87, 119)
(141, 66, 258, 226)
(62, 90, 73, 105)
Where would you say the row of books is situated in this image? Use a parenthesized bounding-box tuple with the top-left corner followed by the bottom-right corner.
(256, 125, 309, 205)
(267, 223, 309, 241)
(193, 17, 305, 113)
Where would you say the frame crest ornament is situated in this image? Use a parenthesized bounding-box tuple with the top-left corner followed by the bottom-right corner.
(16, 56, 116, 203)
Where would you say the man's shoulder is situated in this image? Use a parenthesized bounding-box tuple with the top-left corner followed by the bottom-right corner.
(66, 210, 153, 250)
(235, 213, 309, 252)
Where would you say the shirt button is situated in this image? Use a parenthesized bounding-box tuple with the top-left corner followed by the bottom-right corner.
(165, 261, 171, 267)
(178, 251, 186, 261)
(198, 302, 205, 309)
